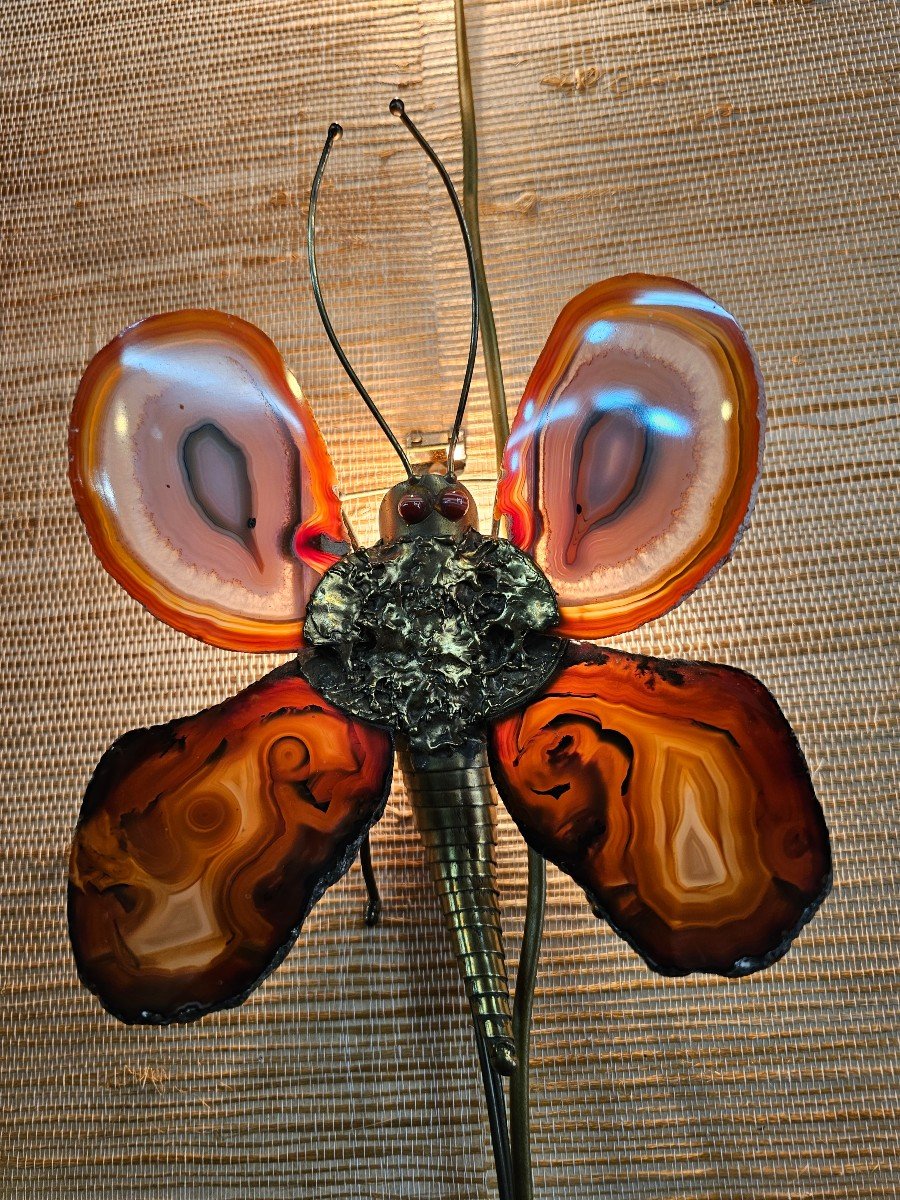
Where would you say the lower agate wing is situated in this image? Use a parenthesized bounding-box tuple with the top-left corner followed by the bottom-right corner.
(69, 663, 393, 1023)
(488, 643, 831, 977)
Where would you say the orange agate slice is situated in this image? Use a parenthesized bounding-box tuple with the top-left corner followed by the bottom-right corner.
(68, 663, 393, 1023)
(496, 276, 764, 638)
(488, 643, 830, 976)
(69, 311, 347, 651)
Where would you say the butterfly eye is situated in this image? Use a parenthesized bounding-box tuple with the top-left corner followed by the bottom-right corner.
(437, 488, 469, 521)
(397, 492, 430, 524)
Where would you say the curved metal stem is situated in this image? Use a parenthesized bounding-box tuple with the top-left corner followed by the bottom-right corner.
(308, 123, 415, 479)
(453, 0, 509, 474)
(474, 1019, 516, 1200)
(390, 98, 479, 478)
(453, 3, 546, 1197)
(510, 848, 546, 1200)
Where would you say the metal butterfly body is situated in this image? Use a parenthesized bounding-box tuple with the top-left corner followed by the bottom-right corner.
(68, 274, 831, 1051)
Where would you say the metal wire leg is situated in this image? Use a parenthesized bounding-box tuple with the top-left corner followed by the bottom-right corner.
(359, 835, 382, 927)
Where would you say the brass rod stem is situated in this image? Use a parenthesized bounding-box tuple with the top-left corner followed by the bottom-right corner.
(474, 1019, 516, 1200)
(510, 848, 546, 1200)
(453, 0, 509, 470)
(453, 4, 546, 1197)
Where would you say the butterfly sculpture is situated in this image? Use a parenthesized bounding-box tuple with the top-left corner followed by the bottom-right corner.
(66, 103, 831, 1194)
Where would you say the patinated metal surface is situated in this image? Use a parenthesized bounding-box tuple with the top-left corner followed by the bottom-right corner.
(300, 527, 564, 752)
(399, 740, 517, 1076)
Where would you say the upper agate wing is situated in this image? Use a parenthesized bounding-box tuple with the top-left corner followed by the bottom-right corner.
(69, 310, 347, 651)
(69, 663, 393, 1023)
(496, 275, 764, 638)
(488, 643, 830, 977)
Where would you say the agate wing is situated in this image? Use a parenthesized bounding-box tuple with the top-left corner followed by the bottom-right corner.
(496, 275, 764, 638)
(69, 310, 347, 651)
(69, 663, 393, 1023)
(488, 643, 831, 976)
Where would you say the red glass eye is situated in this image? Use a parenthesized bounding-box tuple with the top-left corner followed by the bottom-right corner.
(398, 493, 430, 524)
(437, 488, 469, 521)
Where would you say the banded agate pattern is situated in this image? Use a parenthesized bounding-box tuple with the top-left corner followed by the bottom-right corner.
(68, 663, 393, 1023)
(489, 643, 830, 976)
(69, 310, 347, 651)
(496, 275, 764, 638)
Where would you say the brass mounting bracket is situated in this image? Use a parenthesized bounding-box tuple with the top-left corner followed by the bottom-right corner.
(405, 428, 467, 474)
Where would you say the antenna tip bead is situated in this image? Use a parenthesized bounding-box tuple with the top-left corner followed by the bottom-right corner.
(327, 122, 343, 141)
(389, 98, 405, 117)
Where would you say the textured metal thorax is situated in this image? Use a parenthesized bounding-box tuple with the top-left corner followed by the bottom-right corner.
(300, 476, 564, 753)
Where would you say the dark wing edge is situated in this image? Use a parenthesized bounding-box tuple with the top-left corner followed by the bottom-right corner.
(68, 660, 394, 1024)
(488, 640, 831, 978)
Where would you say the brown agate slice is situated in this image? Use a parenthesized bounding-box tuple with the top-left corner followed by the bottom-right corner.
(69, 663, 393, 1023)
(496, 276, 764, 638)
(69, 311, 347, 651)
(488, 643, 830, 976)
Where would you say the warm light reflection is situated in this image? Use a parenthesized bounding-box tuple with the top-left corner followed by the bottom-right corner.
(636, 287, 729, 318)
(112, 403, 129, 440)
(585, 319, 615, 345)
(119, 344, 227, 396)
(287, 370, 304, 402)
(591, 387, 692, 438)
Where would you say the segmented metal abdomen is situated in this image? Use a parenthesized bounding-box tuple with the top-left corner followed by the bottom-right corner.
(398, 740, 517, 1076)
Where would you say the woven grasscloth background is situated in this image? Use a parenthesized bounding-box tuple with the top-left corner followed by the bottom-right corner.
(1, 0, 897, 1196)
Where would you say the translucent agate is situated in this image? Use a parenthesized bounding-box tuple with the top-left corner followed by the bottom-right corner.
(69, 310, 346, 651)
(496, 276, 764, 638)
(68, 663, 393, 1023)
(488, 643, 831, 976)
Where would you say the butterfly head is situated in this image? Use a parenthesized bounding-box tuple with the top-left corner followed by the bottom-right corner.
(379, 473, 478, 541)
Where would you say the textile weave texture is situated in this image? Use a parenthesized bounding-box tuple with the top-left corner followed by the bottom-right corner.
(1, 0, 897, 1196)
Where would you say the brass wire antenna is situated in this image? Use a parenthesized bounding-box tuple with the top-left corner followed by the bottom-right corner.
(308, 122, 415, 479)
(308, 104, 479, 482)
